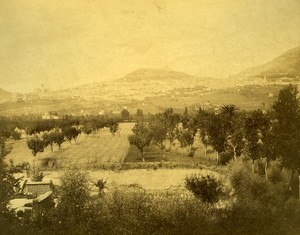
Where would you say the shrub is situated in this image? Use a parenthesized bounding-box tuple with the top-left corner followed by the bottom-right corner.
(3, 186, 296, 234)
(90, 190, 218, 235)
(221, 198, 287, 235)
(229, 159, 288, 207)
(10, 130, 21, 140)
(185, 174, 222, 203)
(30, 167, 44, 182)
(229, 159, 267, 201)
(93, 178, 107, 196)
(56, 167, 90, 227)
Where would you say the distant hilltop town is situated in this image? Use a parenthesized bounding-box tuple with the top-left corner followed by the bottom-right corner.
(10, 84, 51, 102)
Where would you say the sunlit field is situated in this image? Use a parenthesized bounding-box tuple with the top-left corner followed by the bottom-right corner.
(5, 123, 135, 168)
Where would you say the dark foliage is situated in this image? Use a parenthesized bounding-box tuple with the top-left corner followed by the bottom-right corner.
(185, 174, 222, 203)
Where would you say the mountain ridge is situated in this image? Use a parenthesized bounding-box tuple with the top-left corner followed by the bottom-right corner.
(233, 45, 300, 79)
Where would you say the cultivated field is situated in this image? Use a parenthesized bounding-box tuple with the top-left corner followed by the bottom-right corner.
(5, 122, 135, 168)
(6, 121, 221, 192)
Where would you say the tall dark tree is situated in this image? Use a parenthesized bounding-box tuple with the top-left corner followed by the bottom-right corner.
(221, 105, 244, 160)
(121, 109, 130, 119)
(181, 107, 190, 128)
(136, 109, 144, 118)
(149, 114, 167, 149)
(175, 125, 196, 156)
(162, 108, 180, 146)
(272, 84, 300, 189)
(148, 109, 180, 151)
(205, 105, 241, 163)
(244, 109, 272, 175)
(195, 108, 211, 158)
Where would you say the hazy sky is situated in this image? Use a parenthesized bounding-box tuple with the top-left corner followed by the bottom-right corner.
(0, 0, 300, 92)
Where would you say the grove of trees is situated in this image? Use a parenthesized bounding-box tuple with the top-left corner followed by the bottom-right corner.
(128, 84, 300, 193)
(0, 115, 120, 179)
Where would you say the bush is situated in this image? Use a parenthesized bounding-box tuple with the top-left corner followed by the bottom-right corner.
(229, 159, 288, 207)
(88, 190, 218, 235)
(10, 130, 21, 140)
(229, 159, 267, 201)
(30, 167, 44, 182)
(3, 186, 297, 235)
(56, 167, 90, 227)
(93, 178, 107, 196)
(185, 174, 222, 203)
(221, 198, 287, 235)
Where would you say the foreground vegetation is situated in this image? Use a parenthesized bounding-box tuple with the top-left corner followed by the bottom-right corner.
(1, 162, 300, 235)
(1, 84, 300, 234)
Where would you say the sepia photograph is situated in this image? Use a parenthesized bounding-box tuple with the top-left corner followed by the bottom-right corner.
(0, 0, 300, 234)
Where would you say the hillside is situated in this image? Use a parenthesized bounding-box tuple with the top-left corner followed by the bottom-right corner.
(119, 68, 194, 82)
(0, 65, 293, 116)
(234, 45, 300, 79)
(61, 68, 199, 101)
(0, 88, 11, 103)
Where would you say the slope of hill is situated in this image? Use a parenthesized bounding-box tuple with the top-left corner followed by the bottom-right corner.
(234, 45, 300, 79)
(119, 68, 194, 82)
(61, 69, 199, 101)
(0, 88, 11, 103)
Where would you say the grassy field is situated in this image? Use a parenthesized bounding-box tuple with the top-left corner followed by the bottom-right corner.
(5, 121, 222, 192)
(5, 122, 135, 168)
(6, 121, 218, 169)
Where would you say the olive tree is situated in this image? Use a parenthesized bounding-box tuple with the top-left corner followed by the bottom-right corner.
(27, 134, 45, 157)
(128, 121, 152, 161)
